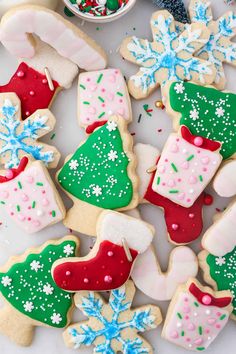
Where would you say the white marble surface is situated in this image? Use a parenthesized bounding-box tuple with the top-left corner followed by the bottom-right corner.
(0, 0, 236, 353)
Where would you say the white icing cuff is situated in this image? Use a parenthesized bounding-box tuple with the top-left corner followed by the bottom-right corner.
(98, 211, 154, 254)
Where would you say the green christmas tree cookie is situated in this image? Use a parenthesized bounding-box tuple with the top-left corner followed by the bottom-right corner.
(57, 116, 138, 236)
(166, 81, 236, 159)
(199, 249, 236, 321)
(0, 236, 79, 346)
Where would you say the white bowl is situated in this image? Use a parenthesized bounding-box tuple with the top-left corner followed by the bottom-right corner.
(63, 0, 136, 23)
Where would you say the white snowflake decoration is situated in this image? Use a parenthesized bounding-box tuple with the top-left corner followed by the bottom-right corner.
(215, 257, 226, 266)
(190, 108, 199, 120)
(43, 283, 54, 295)
(30, 260, 42, 272)
(189, 0, 236, 88)
(174, 82, 185, 94)
(69, 159, 79, 170)
(92, 185, 102, 197)
(215, 107, 225, 118)
(66, 281, 161, 353)
(120, 10, 215, 98)
(106, 121, 118, 132)
(63, 244, 74, 256)
(51, 312, 62, 325)
(1, 276, 12, 287)
(24, 301, 34, 313)
(0, 93, 59, 169)
(108, 150, 118, 161)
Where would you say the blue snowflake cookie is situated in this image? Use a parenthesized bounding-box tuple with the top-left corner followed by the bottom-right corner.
(63, 280, 162, 354)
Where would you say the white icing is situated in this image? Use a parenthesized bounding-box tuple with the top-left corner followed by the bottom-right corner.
(134, 143, 160, 199)
(0, 7, 107, 70)
(132, 246, 198, 301)
(213, 160, 236, 197)
(202, 200, 236, 256)
(98, 211, 154, 253)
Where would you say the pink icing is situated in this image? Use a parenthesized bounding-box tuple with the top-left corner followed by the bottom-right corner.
(78, 69, 130, 127)
(0, 162, 64, 233)
(152, 133, 222, 207)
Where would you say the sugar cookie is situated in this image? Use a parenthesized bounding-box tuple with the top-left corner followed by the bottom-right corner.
(213, 160, 236, 197)
(0, 0, 58, 18)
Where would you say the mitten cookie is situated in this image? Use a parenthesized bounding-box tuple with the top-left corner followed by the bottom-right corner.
(162, 278, 233, 351)
(120, 10, 215, 99)
(57, 116, 138, 236)
(0, 93, 60, 168)
(78, 69, 132, 129)
(199, 250, 236, 321)
(165, 81, 236, 160)
(0, 156, 65, 233)
(189, 0, 236, 89)
(152, 126, 222, 207)
(132, 246, 198, 301)
(0, 236, 79, 346)
(63, 280, 162, 353)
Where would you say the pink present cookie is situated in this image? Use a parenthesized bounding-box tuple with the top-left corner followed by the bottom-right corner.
(0, 157, 65, 233)
(152, 126, 222, 207)
(78, 69, 132, 128)
(162, 278, 233, 351)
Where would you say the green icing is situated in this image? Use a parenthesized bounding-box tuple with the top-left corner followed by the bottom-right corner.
(169, 81, 236, 159)
(0, 240, 76, 328)
(58, 121, 133, 209)
(206, 247, 236, 316)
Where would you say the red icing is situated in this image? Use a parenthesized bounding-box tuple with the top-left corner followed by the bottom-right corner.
(189, 283, 232, 307)
(0, 63, 59, 120)
(0, 157, 29, 183)
(181, 126, 221, 151)
(85, 120, 108, 134)
(144, 157, 205, 244)
(53, 240, 138, 291)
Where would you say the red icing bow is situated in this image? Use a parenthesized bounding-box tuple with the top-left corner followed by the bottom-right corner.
(189, 283, 232, 308)
(181, 126, 221, 152)
(85, 120, 108, 134)
(0, 157, 29, 183)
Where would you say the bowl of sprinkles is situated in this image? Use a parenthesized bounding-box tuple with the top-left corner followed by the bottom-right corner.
(63, 0, 136, 22)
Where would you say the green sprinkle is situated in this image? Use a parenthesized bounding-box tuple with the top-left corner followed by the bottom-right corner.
(157, 177, 160, 185)
(199, 175, 203, 182)
(196, 348, 205, 351)
(181, 331, 185, 337)
(32, 201, 36, 209)
(50, 133, 56, 140)
(83, 101, 90, 105)
(117, 92, 123, 97)
(187, 154, 194, 161)
(194, 301, 199, 307)
(98, 112, 105, 119)
(169, 190, 179, 194)
(98, 96, 105, 103)
(177, 312, 182, 319)
(198, 326, 202, 335)
(16, 205, 20, 212)
(220, 314, 226, 320)
(18, 181, 22, 189)
(171, 163, 178, 172)
(79, 84, 86, 90)
(51, 210, 56, 218)
(0, 201, 5, 205)
(97, 73, 103, 83)
(36, 182, 44, 187)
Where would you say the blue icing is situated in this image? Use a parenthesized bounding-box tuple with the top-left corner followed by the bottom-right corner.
(191, 2, 212, 24)
(68, 286, 155, 353)
(127, 12, 212, 93)
(0, 98, 54, 168)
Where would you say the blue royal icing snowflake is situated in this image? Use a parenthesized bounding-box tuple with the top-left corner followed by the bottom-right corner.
(120, 10, 214, 98)
(66, 281, 161, 353)
(0, 96, 56, 169)
(189, 0, 236, 88)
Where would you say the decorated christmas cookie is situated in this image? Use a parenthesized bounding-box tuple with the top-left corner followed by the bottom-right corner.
(152, 126, 222, 207)
(53, 210, 154, 292)
(78, 69, 132, 128)
(63, 280, 162, 353)
(189, 0, 236, 89)
(119, 10, 215, 99)
(0, 93, 60, 169)
(135, 143, 212, 245)
(166, 81, 236, 160)
(0, 157, 65, 234)
(0, 236, 79, 346)
(0, 0, 58, 18)
(132, 246, 198, 301)
(213, 160, 236, 197)
(162, 278, 233, 351)
(57, 116, 138, 236)
(199, 250, 236, 321)
(0, 5, 107, 70)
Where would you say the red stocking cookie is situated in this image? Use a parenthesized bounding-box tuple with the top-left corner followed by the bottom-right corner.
(52, 210, 154, 292)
